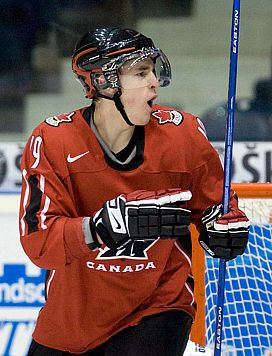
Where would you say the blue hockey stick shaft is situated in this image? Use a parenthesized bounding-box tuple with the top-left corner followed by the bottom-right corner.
(214, 1, 241, 355)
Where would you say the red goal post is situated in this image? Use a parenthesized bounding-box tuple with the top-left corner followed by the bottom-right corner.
(190, 182, 272, 346)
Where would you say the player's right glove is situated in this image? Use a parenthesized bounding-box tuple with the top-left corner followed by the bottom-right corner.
(198, 197, 249, 260)
(88, 189, 192, 249)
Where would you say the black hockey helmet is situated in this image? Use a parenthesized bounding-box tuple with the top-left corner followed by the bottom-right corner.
(72, 27, 171, 99)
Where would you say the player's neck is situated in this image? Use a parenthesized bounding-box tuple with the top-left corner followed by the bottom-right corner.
(93, 100, 135, 154)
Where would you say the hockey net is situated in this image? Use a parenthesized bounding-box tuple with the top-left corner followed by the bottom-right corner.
(204, 183, 272, 355)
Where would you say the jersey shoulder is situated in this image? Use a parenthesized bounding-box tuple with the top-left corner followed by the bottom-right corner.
(22, 106, 104, 174)
(30, 107, 89, 141)
(148, 104, 219, 168)
(43, 111, 79, 128)
(40, 107, 87, 130)
(151, 104, 208, 140)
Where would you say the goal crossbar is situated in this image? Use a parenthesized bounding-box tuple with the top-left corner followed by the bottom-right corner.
(232, 182, 272, 198)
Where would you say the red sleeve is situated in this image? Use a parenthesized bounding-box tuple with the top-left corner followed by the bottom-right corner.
(183, 116, 225, 227)
(19, 128, 94, 270)
(189, 155, 224, 227)
(185, 116, 238, 228)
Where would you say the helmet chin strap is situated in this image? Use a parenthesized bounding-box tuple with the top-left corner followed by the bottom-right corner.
(95, 90, 134, 126)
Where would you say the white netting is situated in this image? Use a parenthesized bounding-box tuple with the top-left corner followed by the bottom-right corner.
(205, 198, 272, 356)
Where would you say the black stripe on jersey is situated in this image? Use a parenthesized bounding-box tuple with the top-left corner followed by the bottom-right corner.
(186, 274, 195, 292)
(177, 232, 192, 258)
(44, 270, 50, 300)
(25, 175, 42, 233)
(186, 274, 196, 310)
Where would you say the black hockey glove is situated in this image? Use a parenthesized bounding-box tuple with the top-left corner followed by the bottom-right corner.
(90, 189, 192, 248)
(198, 197, 249, 260)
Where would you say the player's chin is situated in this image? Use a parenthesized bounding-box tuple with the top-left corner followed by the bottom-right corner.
(138, 108, 152, 125)
(139, 117, 151, 126)
(127, 106, 151, 126)
(130, 115, 151, 126)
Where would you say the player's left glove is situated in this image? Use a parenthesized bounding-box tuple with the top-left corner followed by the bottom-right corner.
(198, 195, 249, 260)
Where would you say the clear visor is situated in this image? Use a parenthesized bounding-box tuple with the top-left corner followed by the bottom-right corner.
(102, 48, 171, 89)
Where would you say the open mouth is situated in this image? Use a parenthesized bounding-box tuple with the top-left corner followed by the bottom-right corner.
(147, 95, 157, 107)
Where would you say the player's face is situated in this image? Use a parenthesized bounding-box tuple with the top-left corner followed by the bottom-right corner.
(118, 58, 159, 125)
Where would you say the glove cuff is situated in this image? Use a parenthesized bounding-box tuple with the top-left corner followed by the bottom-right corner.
(82, 217, 101, 250)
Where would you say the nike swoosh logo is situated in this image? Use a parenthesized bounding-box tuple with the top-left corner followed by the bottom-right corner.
(112, 214, 121, 229)
(109, 210, 126, 233)
(67, 151, 89, 163)
(107, 200, 126, 234)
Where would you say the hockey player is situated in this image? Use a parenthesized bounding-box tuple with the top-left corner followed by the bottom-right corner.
(20, 28, 249, 355)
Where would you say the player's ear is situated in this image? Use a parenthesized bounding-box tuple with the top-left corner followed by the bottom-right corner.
(96, 74, 107, 85)
(92, 73, 118, 99)
(92, 73, 107, 87)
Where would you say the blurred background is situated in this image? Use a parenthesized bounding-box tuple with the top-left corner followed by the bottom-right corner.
(1, 0, 271, 189)
(1, 0, 271, 188)
(0, 0, 271, 141)
(0, 2, 271, 355)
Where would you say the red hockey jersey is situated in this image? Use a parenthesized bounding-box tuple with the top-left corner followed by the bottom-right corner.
(19, 104, 224, 353)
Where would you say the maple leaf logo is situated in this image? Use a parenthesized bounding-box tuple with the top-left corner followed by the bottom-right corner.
(152, 110, 183, 126)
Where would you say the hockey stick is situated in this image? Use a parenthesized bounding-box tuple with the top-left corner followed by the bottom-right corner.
(213, 1, 241, 355)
